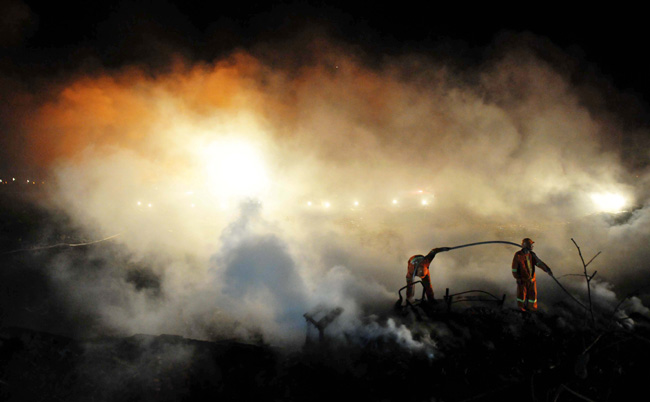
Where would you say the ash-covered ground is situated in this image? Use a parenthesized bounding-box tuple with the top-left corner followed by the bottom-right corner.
(2, 192, 650, 402)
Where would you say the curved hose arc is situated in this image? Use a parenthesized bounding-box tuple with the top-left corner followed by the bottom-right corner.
(447, 240, 523, 251)
(411, 240, 589, 311)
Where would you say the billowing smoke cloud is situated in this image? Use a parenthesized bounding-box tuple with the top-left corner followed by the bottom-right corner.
(3, 31, 650, 346)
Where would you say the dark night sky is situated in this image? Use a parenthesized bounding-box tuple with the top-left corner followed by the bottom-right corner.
(4, 1, 650, 96)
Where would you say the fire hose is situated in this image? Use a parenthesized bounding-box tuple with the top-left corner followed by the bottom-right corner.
(413, 240, 590, 311)
(447, 240, 523, 250)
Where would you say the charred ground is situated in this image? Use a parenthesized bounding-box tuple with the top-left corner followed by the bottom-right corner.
(1, 306, 650, 401)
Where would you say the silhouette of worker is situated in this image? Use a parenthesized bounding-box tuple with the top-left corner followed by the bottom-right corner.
(511, 238, 553, 312)
(406, 247, 450, 304)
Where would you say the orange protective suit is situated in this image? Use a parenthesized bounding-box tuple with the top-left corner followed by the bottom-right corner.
(511, 249, 551, 311)
(406, 250, 439, 302)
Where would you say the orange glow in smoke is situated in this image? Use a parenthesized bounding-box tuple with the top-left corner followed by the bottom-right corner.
(24, 53, 266, 168)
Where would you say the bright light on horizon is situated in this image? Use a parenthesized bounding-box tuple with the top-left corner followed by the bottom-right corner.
(590, 192, 627, 213)
(203, 139, 270, 200)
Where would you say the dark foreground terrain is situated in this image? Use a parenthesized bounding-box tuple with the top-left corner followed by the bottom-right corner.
(2, 190, 650, 401)
(2, 306, 650, 402)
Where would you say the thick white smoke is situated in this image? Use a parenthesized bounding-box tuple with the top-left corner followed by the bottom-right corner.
(13, 33, 649, 346)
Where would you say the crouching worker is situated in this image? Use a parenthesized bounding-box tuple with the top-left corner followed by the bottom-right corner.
(512, 238, 553, 312)
(406, 247, 450, 304)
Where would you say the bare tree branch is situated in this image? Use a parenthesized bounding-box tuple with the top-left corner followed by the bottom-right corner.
(585, 251, 602, 268)
(584, 333, 605, 354)
(571, 238, 596, 326)
(571, 238, 587, 267)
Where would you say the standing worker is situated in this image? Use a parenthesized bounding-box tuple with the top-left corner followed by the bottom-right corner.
(512, 238, 553, 312)
(406, 247, 450, 304)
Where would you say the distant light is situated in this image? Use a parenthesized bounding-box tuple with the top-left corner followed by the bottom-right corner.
(418, 190, 423, 193)
(354, 201, 359, 206)
(137, 201, 141, 206)
(324, 201, 331, 208)
(307, 201, 312, 206)
(191, 203, 195, 208)
(590, 192, 626, 213)
(147, 203, 152, 208)
(204, 139, 269, 199)
(26, 180, 29, 183)
(12, 178, 15, 181)
(186, 191, 194, 195)
(421, 199, 428, 205)
(392, 199, 398, 205)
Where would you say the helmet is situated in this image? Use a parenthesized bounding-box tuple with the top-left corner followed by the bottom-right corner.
(410, 255, 425, 265)
(522, 238, 534, 246)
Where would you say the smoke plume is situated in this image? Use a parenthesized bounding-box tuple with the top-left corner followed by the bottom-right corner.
(2, 29, 650, 346)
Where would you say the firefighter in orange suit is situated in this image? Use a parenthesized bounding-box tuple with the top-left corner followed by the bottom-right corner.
(406, 247, 450, 304)
(512, 238, 553, 311)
